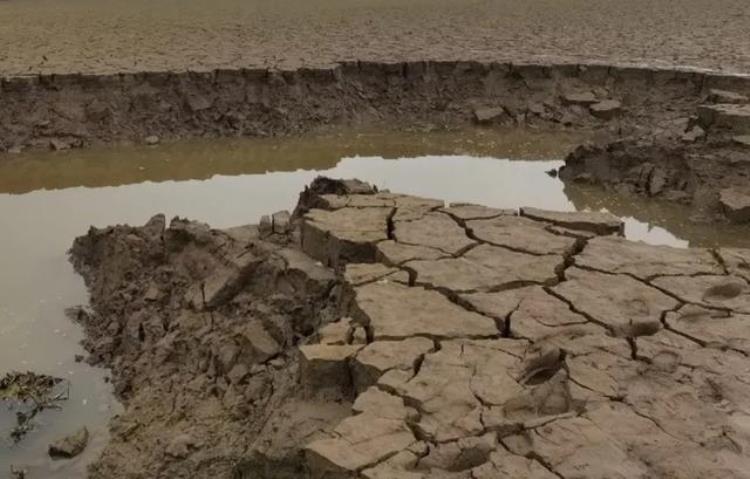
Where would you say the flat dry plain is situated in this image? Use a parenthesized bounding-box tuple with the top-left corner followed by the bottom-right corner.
(0, 0, 748, 76)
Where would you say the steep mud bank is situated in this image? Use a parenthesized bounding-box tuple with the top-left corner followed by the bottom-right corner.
(3, 60, 750, 222)
(70, 178, 750, 478)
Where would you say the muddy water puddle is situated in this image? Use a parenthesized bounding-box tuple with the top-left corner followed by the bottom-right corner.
(1, 127, 748, 477)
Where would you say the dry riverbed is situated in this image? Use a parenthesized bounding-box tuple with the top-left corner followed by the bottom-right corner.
(64, 177, 750, 478)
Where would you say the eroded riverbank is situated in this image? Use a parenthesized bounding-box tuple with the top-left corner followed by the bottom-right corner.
(67, 177, 750, 478)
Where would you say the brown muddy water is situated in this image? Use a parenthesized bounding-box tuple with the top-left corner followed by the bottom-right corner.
(1, 127, 749, 477)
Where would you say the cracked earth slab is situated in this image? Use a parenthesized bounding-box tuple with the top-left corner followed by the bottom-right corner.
(69, 177, 750, 478)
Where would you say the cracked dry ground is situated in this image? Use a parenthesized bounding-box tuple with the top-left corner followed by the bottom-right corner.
(70, 179, 750, 479)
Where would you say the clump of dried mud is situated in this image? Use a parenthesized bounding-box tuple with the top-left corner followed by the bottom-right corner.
(69, 178, 750, 479)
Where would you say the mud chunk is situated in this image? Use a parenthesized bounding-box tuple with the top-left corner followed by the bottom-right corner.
(236, 321, 282, 363)
(318, 318, 354, 345)
(393, 212, 475, 255)
(520, 206, 623, 235)
(352, 387, 417, 421)
(733, 135, 750, 148)
(258, 215, 272, 236)
(473, 106, 506, 124)
(375, 240, 447, 265)
(352, 282, 498, 340)
(652, 275, 750, 313)
(471, 449, 559, 478)
(681, 125, 705, 142)
(305, 413, 416, 477)
(698, 103, 750, 133)
(271, 210, 291, 234)
(407, 244, 564, 293)
(574, 236, 723, 279)
(663, 304, 750, 353)
(467, 215, 579, 256)
(441, 203, 515, 221)
(343, 263, 409, 287)
(719, 187, 750, 223)
(298, 344, 362, 392)
(144, 135, 160, 145)
(554, 267, 677, 337)
(418, 433, 495, 472)
(352, 337, 434, 392)
(708, 89, 749, 104)
(165, 433, 198, 459)
(562, 91, 598, 106)
(49, 427, 89, 458)
(717, 248, 750, 282)
(301, 207, 391, 267)
(589, 100, 622, 119)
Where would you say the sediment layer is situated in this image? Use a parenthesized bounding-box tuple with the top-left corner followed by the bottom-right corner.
(70, 178, 750, 479)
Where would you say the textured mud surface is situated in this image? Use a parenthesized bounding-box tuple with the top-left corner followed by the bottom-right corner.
(70, 178, 750, 478)
(1, 0, 749, 76)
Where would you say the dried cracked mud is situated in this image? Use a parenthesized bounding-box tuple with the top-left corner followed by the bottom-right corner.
(68, 178, 750, 479)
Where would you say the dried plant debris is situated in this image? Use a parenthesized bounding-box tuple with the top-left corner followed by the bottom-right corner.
(1, 371, 69, 443)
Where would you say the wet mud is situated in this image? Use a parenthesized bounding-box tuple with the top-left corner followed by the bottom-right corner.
(68, 178, 750, 479)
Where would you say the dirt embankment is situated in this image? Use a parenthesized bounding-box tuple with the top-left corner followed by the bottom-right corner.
(69, 178, 750, 479)
(3, 60, 750, 223)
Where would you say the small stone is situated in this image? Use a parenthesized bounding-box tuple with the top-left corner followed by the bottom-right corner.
(49, 427, 89, 458)
(720, 187, 750, 223)
(473, 107, 506, 124)
(589, 100, 622, 120)
(144, 135, 160, 145)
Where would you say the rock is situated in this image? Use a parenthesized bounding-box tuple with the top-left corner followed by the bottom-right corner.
(519, 206, 623, 235)
(144, 135, 160, 145)
(589, 100, 622, 120)
(351, 282, 498, 340)
(473, 107, 506, 124)
(393, 212, 475, 255)
(49, 427, 89, 458)
(697, 103, 750, 133)
(271, 210, 291, 234)
(562, 91, 598, 106)
(406, 244, 564, 293)
(298, 344, 362, 391)
(707, 89, 749, 104)
(719, 187, 750, 223)
(574, 236, 723, 280)
(466, 215, 580, 256)
(553, 267, 678, 337)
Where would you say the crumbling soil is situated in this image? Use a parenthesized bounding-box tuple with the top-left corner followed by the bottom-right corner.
(69, 178, 750, 479)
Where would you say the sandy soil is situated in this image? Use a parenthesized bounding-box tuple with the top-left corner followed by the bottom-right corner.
(0, 0, 748, 76)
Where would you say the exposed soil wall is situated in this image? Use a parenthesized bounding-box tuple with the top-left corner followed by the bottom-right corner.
(0, 61, 747, 153)
(3, 61, 750, 222)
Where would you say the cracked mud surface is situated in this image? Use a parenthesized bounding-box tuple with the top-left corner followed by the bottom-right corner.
(69, 178, 750, 478)
(1, 0, 749, 76)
